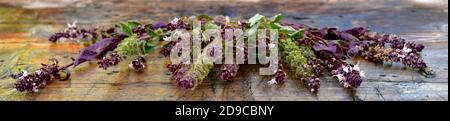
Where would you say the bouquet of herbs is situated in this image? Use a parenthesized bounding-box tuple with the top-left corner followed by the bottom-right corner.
(11, 13, 434, 93)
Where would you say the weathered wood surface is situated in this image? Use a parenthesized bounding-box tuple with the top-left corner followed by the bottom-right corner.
(0, 0, 448, 101)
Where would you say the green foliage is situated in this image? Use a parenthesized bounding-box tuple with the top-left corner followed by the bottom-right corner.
(145, 27, 164, 41)
(196, 14, 213, 21)
(279, 38, 315, 78)
(290, 29, 305, 41)
(119, 22, 133, 36)
(140, 40, 156, 54)
(117, 20, 159, 56)
(203, 21, 220, 30)
(186, 54, 214, 85)
(268, 15, 305, 40)
(249, 13, 265, 27)
(246, 14, 266, 37)
(247, 13, 304, 40)
(114, 36, 139, 57)
(119, 21, 143, 36)
(270, 13, 284, 23)
(182, 39, 221, 87)
(127, 21, 141, 28)
(247, 22, 260, 37)
(118, 21, 160, 55)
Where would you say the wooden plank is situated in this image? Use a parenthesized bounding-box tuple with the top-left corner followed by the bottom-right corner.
(0, 0, 447, 101)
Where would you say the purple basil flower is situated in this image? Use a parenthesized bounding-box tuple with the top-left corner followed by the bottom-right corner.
(267, 64, 286, 85)
(15, 58, 71, 93)
(129, 56, 146, 71)
(220, 64, 239, 81)
(177, 77, 195, 90)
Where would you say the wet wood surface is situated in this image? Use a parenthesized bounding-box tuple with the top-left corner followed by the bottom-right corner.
(0, 0, 448, 101)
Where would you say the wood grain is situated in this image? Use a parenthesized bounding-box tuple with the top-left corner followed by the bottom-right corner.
(0, 0, 447, 101)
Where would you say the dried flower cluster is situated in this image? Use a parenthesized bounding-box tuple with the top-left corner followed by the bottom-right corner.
(129, 56, 147, 71)
(220, 64, 239, 81)
(267, 64, 286, 85)
(14, 59, 71, 92)
(49, 21, 98, 42)
(97, 52, 123, 70)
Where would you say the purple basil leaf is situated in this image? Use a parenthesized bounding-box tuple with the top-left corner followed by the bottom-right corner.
(306, 28, 326, 38)
(337, 32, 360, 42)
(343, 27, 368, 37)
(346, 43, 360, 58)
(73, 35, 128, 67)
(313, 43, 337, 54)
(280, 20, 306, 30)
(313, 42, 346, 58)
(152, 21, 167, 30)
(322, 28, 340, 40)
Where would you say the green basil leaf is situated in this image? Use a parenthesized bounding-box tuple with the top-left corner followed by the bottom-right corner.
(204, 22, 219, 30)
(248, 14, 264, 27)
(270, 13, 283, 23)
(247, 22, 260, 37)
(145, 27, 158, 37)
(119, 22, 133, 36)
(140, 40, 156, 54)
(127, 21, 141, 29)
(290, 29, 305, 40)
(196, 14, 213, 21)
